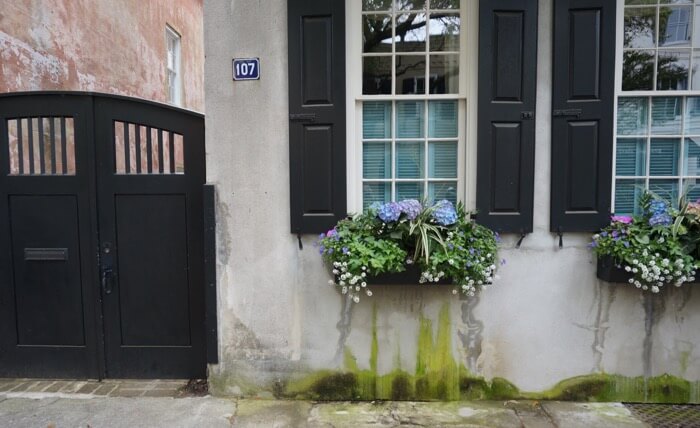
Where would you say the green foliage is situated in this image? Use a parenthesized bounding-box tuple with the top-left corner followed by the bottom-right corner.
(318, 200, 501, 301)
(592, 191, 696, 292)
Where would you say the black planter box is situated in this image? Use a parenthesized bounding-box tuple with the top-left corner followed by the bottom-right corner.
(369, 264, 449, 285)
(596, 255, 699, 284)
(596, 255, 632, 283)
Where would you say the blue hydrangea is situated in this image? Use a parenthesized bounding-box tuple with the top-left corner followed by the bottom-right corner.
(431, 200, 457, 226)
(649, 213, 672, 227)
(398, 199, 422, 220)
(648, 199, 669, 216)
(377, 202, 401, 222)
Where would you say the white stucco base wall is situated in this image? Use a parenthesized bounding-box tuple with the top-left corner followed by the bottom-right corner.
(203, 0, 700, 400)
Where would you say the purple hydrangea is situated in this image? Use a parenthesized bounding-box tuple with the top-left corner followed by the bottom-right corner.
(377, 202, 402, 222)
(431, 199, 457, 226)
(398, 199, 422, 220)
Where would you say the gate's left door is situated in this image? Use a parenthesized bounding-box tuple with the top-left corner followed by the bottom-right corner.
(0, 94, 101, 378)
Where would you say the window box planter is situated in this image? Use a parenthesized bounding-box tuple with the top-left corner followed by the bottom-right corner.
(596, 255, 632, 283)
(596, 255, 699, 285)
(369, 265, 449, 285)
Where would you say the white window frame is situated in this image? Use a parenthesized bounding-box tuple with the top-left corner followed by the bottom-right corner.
(345, 0, 478, 213)
(613, 0, 700, 212)
(166, 25, 182, 107)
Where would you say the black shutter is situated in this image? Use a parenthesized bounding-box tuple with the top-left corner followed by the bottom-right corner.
(551, 0, 616, 232)
(288, 0, 346, 234)
(476, 0, 538, 234)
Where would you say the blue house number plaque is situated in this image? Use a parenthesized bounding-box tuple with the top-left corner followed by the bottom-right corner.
(232, 58, 260, 81)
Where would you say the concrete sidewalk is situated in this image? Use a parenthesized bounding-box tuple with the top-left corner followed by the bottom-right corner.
(0, 393, 662, 428)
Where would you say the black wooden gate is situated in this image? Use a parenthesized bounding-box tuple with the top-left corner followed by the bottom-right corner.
(0, 92, 206, 379)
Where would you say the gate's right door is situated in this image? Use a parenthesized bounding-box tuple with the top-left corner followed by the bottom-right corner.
(94, 97, 206, 378)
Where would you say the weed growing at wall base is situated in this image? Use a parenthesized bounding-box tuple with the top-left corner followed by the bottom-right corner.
(317, 200, 501, 302)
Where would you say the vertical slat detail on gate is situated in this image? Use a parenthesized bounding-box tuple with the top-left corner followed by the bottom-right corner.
(38, 118, 45, 174)
(49, 117, 56, 174)
(146, 126, 153, 173)
(123, 122, 131, 174)
(27, 118, 34, 175)
(60, 117, 68, 175)
(169, 131, 175, 174)
(134, 124, 142, 174)
(157, 129, 164, 174)
(17, 119, 24, 175)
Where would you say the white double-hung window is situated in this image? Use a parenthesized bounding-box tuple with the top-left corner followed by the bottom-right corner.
(614, 0, 700, 214)
(166, 26, 182, 107)
(348, 0, 474, 211)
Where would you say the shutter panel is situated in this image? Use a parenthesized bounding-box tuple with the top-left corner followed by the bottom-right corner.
(550, 0, 616, 232)
(476, 0, 538, 234)
(288, 0, 346, 234)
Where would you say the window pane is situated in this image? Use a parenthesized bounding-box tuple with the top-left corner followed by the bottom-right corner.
(396, 182, 424, 200)
(430, 0, 459, 9)
(683, 179, 700, 202)
(429, 141, 457, 178)
(650, 178, 680, 203)
(429, 14, 460, 52)
(691, 50, 700, 89)
(429, 54, 459, 94)
(396, 0, 426, 11)
(363, 182, 391, 209)
(396, 13, 427, 52)
(685, 97, 700, 133)
(363, 56, 392, 95)
(428, 100, 457, 137)
(363, 102, 392, 139)
(363, 142, 391, 179)
(617, 97, 649, 135)
(623, 50, 656, 90)
(657, 49, 690, 90)
(624, 7, 656, 48)
(363, 0, 392, 11)
(396, 55, 427, 94)
(396, 142, 424, 178)
(396, 101, 425, 138)
(363, 15, 393, 53)
(650, 138, 680, 175)
(428, 181, 457, 205)
(651, 97, 682, 134)
(659, 6, 692, 47)
(684, 137, 700, 175)
(616, 138, 647, 176)
(615, 179, 645, 215)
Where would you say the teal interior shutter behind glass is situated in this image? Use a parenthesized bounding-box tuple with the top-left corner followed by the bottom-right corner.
(550, 0, 616, 232)
(476, 0, 538, 233)
(288, 0, 346, 234)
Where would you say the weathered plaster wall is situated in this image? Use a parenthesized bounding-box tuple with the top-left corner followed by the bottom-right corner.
(204, 0, 700, 401)
(0, 0, 204, 111)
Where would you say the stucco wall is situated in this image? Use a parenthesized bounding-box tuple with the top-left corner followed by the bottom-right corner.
(204, 0, 700, 401)
(0, 0, 204, 111)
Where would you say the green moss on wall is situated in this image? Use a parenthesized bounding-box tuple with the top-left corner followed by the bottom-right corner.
(277, 304, 700, 403)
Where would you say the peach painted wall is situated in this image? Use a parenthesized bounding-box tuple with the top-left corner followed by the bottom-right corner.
(0, 0, 204, 112)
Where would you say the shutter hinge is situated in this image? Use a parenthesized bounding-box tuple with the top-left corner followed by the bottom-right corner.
(297, 233, 303, 250)
(520, 111, 534, 120)
(557, 227, 564, 249)
(515, 231, 527, 249)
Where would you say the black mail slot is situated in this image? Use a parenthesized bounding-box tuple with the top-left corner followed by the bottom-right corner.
(24, 248, 69, 261)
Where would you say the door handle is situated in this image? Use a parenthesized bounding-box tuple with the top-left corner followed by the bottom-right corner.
(101, 241, 115, 295)
(101, 267, 114, 295)
(552, 108, 582, 118)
